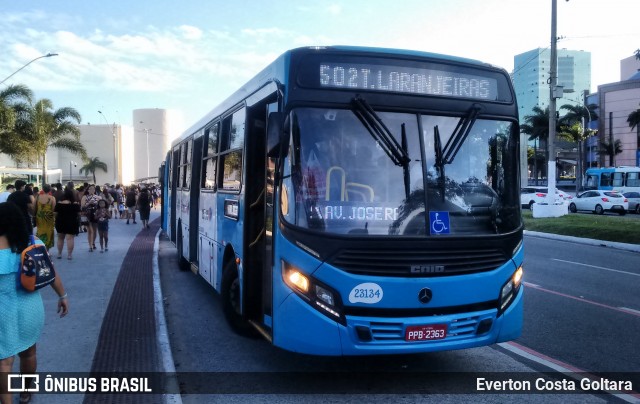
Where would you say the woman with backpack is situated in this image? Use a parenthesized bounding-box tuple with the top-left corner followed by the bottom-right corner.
(0, 202, 69, 404)
(80, 185, 101, 252)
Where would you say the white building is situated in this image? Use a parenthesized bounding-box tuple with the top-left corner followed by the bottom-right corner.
(1, 108, 180, 186)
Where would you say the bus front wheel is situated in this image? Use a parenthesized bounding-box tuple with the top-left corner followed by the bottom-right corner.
(221, 261, 257, 337)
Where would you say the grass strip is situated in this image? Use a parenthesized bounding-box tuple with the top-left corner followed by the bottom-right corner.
(522, 210, 640, 245)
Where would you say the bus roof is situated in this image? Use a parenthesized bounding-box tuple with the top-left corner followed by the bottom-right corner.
(176, 46, 509, 145)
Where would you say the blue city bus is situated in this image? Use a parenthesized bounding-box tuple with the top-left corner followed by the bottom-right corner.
(160, 46, 523, 355)
(584, 166, 640, 193)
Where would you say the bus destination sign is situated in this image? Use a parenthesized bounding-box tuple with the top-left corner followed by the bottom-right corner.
(319, 62, 498, 100)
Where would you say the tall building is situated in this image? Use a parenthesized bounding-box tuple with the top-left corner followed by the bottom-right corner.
(596, 77, 640, 167)
(513, 48, 591, 184)
(514, 48, 591, 119)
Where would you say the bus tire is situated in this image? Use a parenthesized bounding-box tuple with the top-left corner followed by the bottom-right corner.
(176, 227, 189, 271)
(221, 261, 257, 337)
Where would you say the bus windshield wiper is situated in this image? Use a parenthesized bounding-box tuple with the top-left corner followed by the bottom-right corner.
(441, 104, 481, 165)
(433, 125, 445, 200)
(352, 96, 410, 167)
(352, 96, 411, 198)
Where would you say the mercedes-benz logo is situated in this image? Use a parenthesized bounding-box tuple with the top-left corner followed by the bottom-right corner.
(418, 287, 433, 304)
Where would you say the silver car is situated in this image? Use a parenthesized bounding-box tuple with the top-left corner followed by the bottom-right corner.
(623, 191, 640, 213)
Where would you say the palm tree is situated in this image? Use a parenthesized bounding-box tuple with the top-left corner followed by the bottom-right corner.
(598, 139, 623, 167)
(628, 104, 640, 133)
(521, 106, 550, 184)
(79, 157, 108, 184)
(559, 103, 598, 191)
(0, 84, 33, 157)
(13, 98, 87, 185)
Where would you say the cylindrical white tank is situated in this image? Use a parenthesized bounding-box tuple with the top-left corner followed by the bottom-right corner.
(132, 109, 172, 182)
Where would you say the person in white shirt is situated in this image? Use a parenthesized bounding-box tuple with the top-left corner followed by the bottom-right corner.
(0, 184, 15, 203)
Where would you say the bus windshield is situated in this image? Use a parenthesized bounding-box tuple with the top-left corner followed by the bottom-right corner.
(283, 107, 520, 236)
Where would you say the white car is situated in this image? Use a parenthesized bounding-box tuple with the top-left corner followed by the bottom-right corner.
(569, 190, 628, 215)
(520, 186, 571, 209)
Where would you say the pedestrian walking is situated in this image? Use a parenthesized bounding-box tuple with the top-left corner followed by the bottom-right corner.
(81, 185, 101, 252)
(6, 180, 34, 235)
(137, 187, 152, 229)
(34, 184, 56, 250)
(95, 199, 110, 252)
(101, 186, 114, 219)
(54, 189, 81, 260)
(125, 186, 137, 225)
(0, 202, 69, 404)
(0, 184, 15, 203)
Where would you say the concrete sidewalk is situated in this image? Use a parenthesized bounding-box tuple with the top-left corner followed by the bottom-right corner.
(12, 209, 165, 403)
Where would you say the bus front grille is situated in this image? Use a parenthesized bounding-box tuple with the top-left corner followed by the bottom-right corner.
(369, 316, 481, 342)
(330, 247, 508, 277)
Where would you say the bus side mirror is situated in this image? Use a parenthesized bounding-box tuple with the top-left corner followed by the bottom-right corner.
(267, 112, 289, 158)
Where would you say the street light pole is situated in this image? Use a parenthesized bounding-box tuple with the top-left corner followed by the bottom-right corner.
(140, 121, 150, 179)
(98, 111, 118, 184)
(547, 0, 558, 205)
(69, 161, 77, 181)
(0, 53, 59, 85)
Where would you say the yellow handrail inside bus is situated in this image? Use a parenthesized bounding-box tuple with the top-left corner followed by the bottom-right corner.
(326, 166, 346, 201)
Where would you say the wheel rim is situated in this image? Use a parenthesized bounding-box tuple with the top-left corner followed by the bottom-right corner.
(229, 277, 241, 315)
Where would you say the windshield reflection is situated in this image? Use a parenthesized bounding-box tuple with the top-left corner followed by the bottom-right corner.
(281, 108, 520, 236)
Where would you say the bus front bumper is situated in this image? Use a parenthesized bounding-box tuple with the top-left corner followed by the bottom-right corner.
(273, 286, 523, 356)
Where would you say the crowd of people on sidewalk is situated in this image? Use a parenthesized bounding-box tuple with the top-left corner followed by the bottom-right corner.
(1, 180, 159, 259)
(0, 179, 160, 404)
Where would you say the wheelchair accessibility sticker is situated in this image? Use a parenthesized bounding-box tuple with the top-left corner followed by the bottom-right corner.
(429, 211, 450, 235)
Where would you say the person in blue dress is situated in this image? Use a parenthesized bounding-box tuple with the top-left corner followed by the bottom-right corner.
(0, 202, 69, 404)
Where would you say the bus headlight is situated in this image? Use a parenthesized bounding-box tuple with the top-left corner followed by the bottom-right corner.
(499, 266, 523, 314)
(286, 269, 309, 294)
(282, 260, 345, 325)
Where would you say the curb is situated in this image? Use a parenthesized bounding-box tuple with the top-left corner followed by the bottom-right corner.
(524, 230, 640, 253)
(153, 229, 182, 404)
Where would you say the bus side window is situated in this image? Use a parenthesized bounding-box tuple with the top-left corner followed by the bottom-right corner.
(627, 172, 640, 187)
(600, 172, 612, 187)
(202, 123, 219, 190)
(219, 108, 246, 191)
(612, 172, 624, 187)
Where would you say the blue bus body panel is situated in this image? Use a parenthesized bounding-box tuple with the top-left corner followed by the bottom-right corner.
(273, 281, 522, 356)
(272, 235, 524, 355)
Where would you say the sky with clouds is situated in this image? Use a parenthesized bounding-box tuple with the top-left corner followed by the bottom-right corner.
(1, 0, 638, 136)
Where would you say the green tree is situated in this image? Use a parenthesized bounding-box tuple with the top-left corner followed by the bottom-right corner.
(0, 84, 33, 157)
(14, 98, 87, 185)
(79, 157, 108, 184)
(627, 104, 640, 132)
(559, 103, 598, 191)
(635, 49, 640, 61)
(598, 139, 623, 167)
(521, 106, 550, 183)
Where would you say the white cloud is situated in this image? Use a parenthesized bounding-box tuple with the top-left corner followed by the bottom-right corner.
(179, 25, 202, 40)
